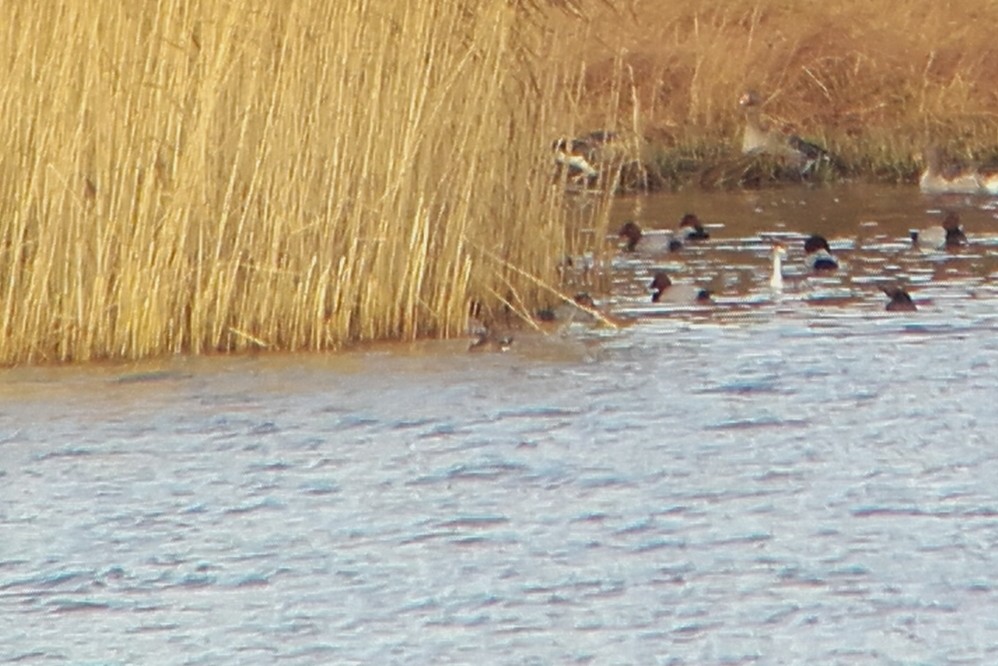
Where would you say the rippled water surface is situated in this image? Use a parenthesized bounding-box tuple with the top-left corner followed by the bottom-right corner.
(4, 185, 998, 665)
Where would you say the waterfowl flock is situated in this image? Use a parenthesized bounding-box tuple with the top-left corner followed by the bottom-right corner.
(615, 211, 941, 317)
(619, 216, 938, 313)
(480, 89, 995, 350)
(470, 203, 990, 349)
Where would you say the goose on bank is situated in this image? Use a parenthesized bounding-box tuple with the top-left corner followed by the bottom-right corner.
(738, 90, 839, 175)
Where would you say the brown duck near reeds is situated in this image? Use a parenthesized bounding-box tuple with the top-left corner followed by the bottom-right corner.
(468, 329, 514, 353)
(535, 293, 598, 324)
(467, 317, 514, 353)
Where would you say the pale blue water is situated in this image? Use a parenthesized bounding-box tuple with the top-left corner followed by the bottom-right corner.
(3, 185, 998, 665)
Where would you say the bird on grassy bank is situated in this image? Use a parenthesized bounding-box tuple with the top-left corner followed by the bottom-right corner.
(648, 271, 713, 305)
(738, 90, 840, 176)
(918, 146, 988, 195)
(552, 130, 621, 185)
(553, 137, 599, 183)
(803, 234, 839, 271)
(769, 243, 787, 292)
(618, 220, 683, 254)
(882, 285, 917, 312)
(910, 210, 967, 250)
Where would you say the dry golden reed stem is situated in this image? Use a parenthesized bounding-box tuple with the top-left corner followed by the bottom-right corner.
(0, 0, 593, 365)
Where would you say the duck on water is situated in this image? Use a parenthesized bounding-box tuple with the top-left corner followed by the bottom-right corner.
(803, 234, 839, 271)
(648, 271, 712, 305)
(618, 214, 712, 254)
(910, 210, 967, 250)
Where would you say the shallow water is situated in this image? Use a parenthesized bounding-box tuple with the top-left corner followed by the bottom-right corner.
(3, 184, 998, 665)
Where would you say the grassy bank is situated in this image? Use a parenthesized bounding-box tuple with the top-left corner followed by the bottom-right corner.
(550, 0, 998, 182)
(0, 0, 610, 365)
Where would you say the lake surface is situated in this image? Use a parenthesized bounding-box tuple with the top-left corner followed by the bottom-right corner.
(3, 184, 998, 664)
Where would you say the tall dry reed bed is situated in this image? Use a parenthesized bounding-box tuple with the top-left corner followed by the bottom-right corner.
(0, 0, 608, 365)
(548, 0, 998, 179)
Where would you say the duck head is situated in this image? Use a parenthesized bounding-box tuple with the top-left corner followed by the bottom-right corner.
(618, 221, 643, 252)
(803, 234, 832, 254)
(573, 292, 596, 309)
(941, 211, 968, 246)
(882, 285, 917, 312)
(649, 271, 672, 302)
(678, 212, 710, 240)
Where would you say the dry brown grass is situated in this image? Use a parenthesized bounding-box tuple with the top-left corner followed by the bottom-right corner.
(546, 0, 998, 177)
(0, 0, 615, 365)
